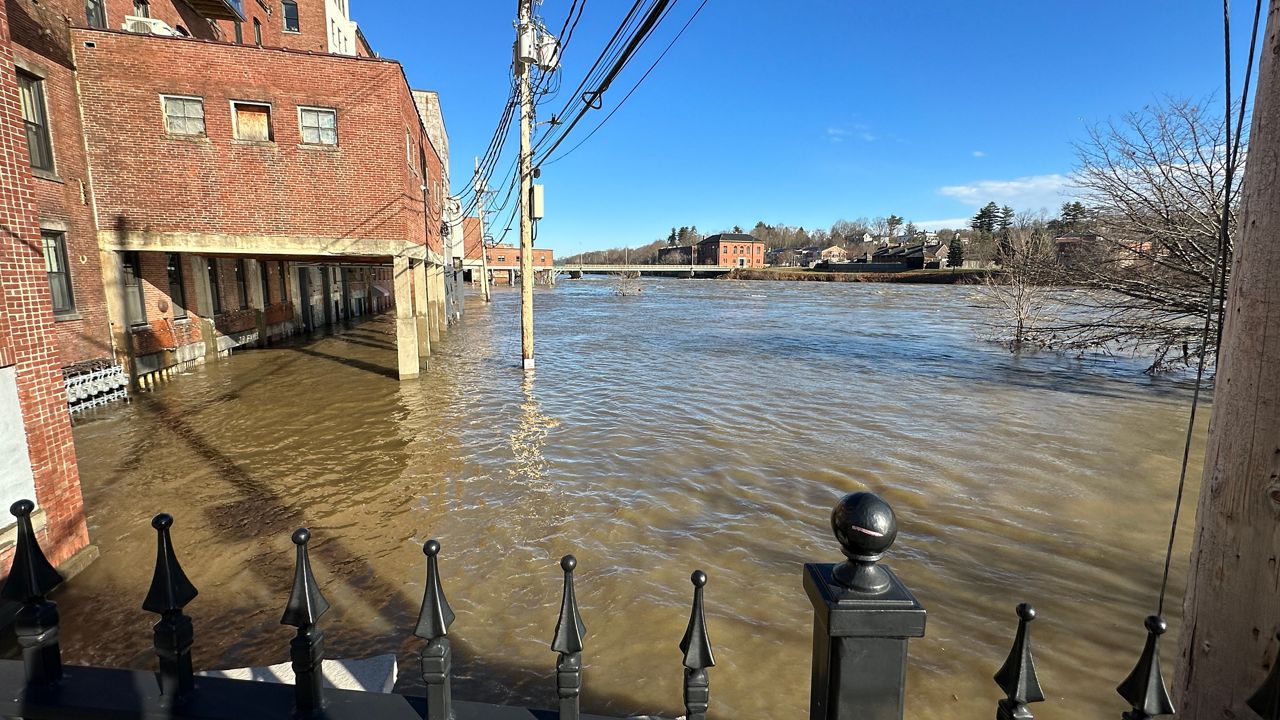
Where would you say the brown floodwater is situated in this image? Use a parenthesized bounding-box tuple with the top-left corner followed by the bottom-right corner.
(61, 278, 1204, 719)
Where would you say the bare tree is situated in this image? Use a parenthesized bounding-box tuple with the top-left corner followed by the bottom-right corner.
(613, 271, 643, 296)
(1042, 97, 1241, 370)
(978, 219, 1059, 349)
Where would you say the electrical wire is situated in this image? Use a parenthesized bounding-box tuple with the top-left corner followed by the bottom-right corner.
(541, 0, 709, 167)
(1155, 0, 1263, 618)
(536, 0, 674, 163)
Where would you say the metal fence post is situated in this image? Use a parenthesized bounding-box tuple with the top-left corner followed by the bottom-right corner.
(1, 500, 64, 686)
(142, 513, 199, 702)
(281, 528, 330, 718)
(804, 492, 925, 720)
(414, 539, 455, 720)
(551, 555, 586, 720)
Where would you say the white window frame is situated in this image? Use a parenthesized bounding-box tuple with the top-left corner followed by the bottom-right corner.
(159, 94, 206, 137)
(297, 105, 338, 146)
(230, 100, 273, 142)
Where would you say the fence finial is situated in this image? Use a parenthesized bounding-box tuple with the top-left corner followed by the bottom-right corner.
(1, 499, 63, 685)
(1116, 615, 1175, 719)
(994, 603, 1044, 720)
(1, 500, 62, 604)
(415, 539, 454, 720)
(552, 555, 586, 720)
(830, 492, 898, 593)
(1247, 631, 1280, 719)
(143, 513, 199, 701)
(280, 528, 328, 717)
(680, 570, 715, 720)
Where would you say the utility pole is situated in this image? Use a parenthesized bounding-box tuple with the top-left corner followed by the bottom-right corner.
(474, 156, 491, 303)
(516, 0, 536, 371)
(1176, 1, 1280, 714)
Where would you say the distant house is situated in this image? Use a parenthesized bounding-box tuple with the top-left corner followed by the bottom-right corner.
(820, 245, 848, 263)
(923, 244, 949, 269)
(1055, 233, 1105, 265)
(872, 243, 927, 270)
(697, 233, 765, 267)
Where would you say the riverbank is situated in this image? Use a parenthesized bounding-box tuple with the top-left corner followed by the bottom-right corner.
(726, 267, 993, 283)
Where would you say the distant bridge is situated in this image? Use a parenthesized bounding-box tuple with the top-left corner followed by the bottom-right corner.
(556, 263, 739, 277)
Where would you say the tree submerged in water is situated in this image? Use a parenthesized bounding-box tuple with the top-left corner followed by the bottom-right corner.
(613, 271, 643, 296)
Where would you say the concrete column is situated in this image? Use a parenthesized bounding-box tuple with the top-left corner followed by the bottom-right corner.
(188, 255, 218, 361)
(99, 249, 133, 379)
(287, 262, 303, 335)
(432, 264, 446, 338)
(393, 255, 420, 380)
(247, 259, 267, 346)
(412, 259, 431, 365)
(425, 263, 442, 343)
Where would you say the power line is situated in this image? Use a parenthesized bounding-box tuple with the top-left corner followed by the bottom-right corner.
(535, 0, 674, 163)
(541, 0, 709, 167)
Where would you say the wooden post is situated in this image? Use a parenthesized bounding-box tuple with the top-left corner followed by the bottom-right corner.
(1176, 1, 1280, 713)
(517, 0, 535, 371)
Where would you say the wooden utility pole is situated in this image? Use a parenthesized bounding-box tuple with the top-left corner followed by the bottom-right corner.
(1176, 1, 1280, 713)
(475, 156, 491, 303)
(517, 0, 535, 371)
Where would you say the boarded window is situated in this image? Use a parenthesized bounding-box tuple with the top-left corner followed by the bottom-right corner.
(167, 253, 186, 318)
(299, 107, 336, 145)
(122, 252, 146, 327)
(162, 96, 205, 136)
(233, 102, 272, 141)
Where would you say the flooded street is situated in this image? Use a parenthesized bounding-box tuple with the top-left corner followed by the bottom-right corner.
(62, 278, 1202, 719)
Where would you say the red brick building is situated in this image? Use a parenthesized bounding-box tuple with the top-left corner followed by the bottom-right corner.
(5, 0, 452, 388)
(0, 0, 91, 576)
(696, 233, 765, 268)
(484, 243, 554, 285)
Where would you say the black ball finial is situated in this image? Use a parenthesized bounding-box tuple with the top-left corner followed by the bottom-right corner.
(152, 513, 173, 530)
(561, 554, 577, 572)
(1016, 603, 1036, 622)
(690, 570, 707, 588)
(830, 492, 897, 560)
(1144, 615, 1167, 635)
(424, 539, 441, 557)
(292, 528, 311, 546)
(10, 499, 34, 518)
(830, 492, 898, 594)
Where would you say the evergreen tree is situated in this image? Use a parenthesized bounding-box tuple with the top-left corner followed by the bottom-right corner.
(948, 236, 965, 268)
(677, 226, 689, 245)
(887, 214, 905, 237)
(668, 227, 678, 246)
(971, 202, 1001, 234)
(998, 205, 1015, 232)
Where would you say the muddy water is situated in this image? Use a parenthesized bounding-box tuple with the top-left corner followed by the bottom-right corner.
(63, 278, 1203, 719)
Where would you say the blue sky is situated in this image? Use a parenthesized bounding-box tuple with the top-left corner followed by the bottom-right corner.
(357, 2, 1261, 255)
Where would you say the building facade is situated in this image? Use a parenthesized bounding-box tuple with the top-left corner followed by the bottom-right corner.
(696, 233, 765, 268)
(6, 0, 453, 388)
(0, 0, 91, 577)
(485, 243, 554, 285)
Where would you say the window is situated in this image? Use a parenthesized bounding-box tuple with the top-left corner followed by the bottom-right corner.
(42, 232, 73, 315)
(167, 253, 186, 318)
(234, 20, 243, 43)
(17, 72, 52, 173)
(299, 107, 337, 145)
(259, 260, 271, 304)
(234, 259, 248, 308)
(206, 259, 222, 314)
(253, 17, 261, 45)
(282, 0, 299, 32)
(122, 252, 146, 327)
(276, 261, 287, 302)
(133, 0, 149, 17)
(232, 102, 272, 141)
(162, 96, 205, 136)
(85, 0, 107, 28)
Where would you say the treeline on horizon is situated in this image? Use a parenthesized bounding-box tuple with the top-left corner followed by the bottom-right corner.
(558, 204, 1092, 265)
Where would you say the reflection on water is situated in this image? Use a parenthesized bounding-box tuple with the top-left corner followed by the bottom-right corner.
(62, 278, 1203, 719)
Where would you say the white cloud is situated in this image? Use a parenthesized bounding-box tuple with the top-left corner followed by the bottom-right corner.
(938, 173, 1074, 212)
(971, 150, 986, 158)
(825, 124, 877, 143)
(915, 218, 972, 231)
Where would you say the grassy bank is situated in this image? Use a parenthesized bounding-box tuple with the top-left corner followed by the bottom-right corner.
(726, 267, 994, 284)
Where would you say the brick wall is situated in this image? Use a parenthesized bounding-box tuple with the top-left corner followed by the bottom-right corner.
(0, 0, 88, 569)
(6, 0, 114, 368)
(73, 30, 440, 253)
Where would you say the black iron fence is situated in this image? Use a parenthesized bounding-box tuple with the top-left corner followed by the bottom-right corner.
(1, 492, 1278, 719)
